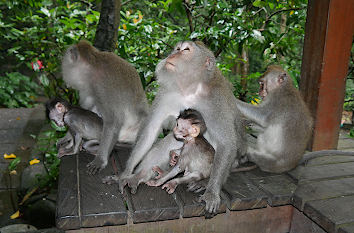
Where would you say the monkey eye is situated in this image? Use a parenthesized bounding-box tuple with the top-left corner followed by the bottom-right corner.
(183, 47, 190, 51)
(176, 47, 181, 51)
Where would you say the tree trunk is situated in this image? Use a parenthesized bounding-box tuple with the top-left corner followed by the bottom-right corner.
(94, 0, 121, 52)
(240, 46, 249, 101)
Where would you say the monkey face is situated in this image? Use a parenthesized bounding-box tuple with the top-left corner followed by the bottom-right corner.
(173, 119, 195, 141)
(49, 102, 67, 127)
(165, 42, 194, 72)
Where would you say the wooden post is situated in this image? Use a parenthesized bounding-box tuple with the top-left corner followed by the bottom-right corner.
(300, 0, 354, 150)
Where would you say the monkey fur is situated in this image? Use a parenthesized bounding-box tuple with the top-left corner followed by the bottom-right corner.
(112, 41, 247, 213)
(61, 40, 149, 174)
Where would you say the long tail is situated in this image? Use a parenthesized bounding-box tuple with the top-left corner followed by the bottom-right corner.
(299, 150, 354, 165)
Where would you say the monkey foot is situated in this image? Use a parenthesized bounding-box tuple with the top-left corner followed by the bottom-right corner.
(199, 190, 220, 214)
(152, 166, 164, 179)
(102, 175, 119, 185)
(87, 157, 106, 175)
(162, 181, 177, 194)
(146, 180, 160, 187)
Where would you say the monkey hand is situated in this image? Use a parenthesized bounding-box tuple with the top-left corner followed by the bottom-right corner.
(169, 151, 179, 166)
(162, 181, 177, 194)
(199, 190, 220, 214)
(87, 157, 107, 175)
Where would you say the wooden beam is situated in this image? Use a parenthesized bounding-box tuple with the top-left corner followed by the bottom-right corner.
(300, 0, 354, 150)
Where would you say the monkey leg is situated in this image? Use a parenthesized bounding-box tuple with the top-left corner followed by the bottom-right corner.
(57, 146, 75, 158)
(57, 131, 74, 150)
(246, 147, 278, 173)
(163, 172, 203, 194)
(87, 121, 120, 174)
(82, 140, 100, 155)
(187, 178, 209, 193)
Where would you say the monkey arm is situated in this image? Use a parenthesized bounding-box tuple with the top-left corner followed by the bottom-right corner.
(169, 149, 181, 166)
(235, 99, 268, 128)
(123, 96, 182, 177)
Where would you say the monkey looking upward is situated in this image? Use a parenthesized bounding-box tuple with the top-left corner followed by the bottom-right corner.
(114, 41, 247, 213)
(61, 41, 149, 174)
(235, 65, 313, 173)
(147, 109, 214, 194)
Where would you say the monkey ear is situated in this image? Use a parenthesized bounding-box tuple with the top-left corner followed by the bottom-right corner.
(190, 125, 200, 138)
(55, 102, 66, 113)
(278, 73, 288, 84)
(205, 56, 215, 71)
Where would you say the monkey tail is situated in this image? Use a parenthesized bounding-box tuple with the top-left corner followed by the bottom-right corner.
(230, 164, 258, 173)
(299, 150, 354, 165)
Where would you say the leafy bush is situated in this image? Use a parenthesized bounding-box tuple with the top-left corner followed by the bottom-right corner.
(0, 72, 39, 108)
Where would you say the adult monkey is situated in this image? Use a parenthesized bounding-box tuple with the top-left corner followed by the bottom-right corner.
(235, 65, 354, 173)
(62, 40, 149, 174)
(115, 41, 247, 213)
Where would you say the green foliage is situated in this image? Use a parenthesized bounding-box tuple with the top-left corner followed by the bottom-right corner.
(8, 158, 21, 172)
(119, 0, 308, 101)
(0, 72, 39, 107)
(0, 0, 99, 104)
(34, 128, 65, 189)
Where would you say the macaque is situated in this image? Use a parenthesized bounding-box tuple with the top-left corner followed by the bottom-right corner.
(102, 133, 183, 194)
(235, 65, 314, 173)
(46, 98, 103, 157)
(235, 65, 354, 171)
(110, 41, 247, 213)
(62, 40, 149, 174)
(146, 109, 214, 194)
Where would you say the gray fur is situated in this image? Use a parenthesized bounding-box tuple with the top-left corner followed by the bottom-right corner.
(114, 41, 247, 213)
(61, 41, 149, 174)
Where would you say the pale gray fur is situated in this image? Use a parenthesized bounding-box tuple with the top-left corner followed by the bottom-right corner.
(235, 65, 313, 173)
(102, 133, 183, 194)
(61, 41, 149, 174)
(113, 41, 247, 213)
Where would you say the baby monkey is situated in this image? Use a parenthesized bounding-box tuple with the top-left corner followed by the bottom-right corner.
(46, 98, 103, 158)
(147, 109, 214, 194)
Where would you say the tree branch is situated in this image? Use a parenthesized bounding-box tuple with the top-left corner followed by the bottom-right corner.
(183, 0, 194, 33)
(262, 7, 306, 29)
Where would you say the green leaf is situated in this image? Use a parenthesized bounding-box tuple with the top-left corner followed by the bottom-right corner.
(8, 158, 21, 171)
(253, 0, 264, 8)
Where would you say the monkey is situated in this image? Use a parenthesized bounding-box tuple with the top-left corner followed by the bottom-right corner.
(46, 98, 105, 157)
(235, 65, 354, 172)
(102, 133, 183, 194)
(146, 109, 214, 194)
(234, 65, 313, 173)
(61, 40, 149, 174)
(109, 41, 247, 213)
